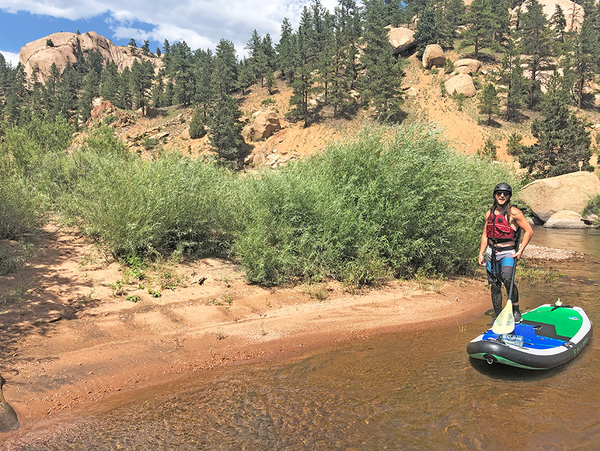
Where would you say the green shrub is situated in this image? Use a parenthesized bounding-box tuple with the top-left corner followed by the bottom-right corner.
(261, 98, 276, 106)
(54, 123, 520, 288)
(583, 194, 600, 217)
(478, 137, 497, 160)
(0, 175, 41, 239)
(142, 137, 159, 150)
(102, 115, 119, 126)
(506, 132, 524, 156)
(59, 149, 241, 258)
(189, 109, 207, 139)
(234, 123, 518, 286)
(454, 93, 466, 111)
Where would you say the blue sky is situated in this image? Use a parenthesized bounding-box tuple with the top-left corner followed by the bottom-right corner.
(0, 0, 339, 67)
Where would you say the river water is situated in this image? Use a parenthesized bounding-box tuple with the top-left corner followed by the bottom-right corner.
(3, 227, 600, 450)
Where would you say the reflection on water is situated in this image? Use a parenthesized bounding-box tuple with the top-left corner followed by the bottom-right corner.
(4, 228, 599, 450)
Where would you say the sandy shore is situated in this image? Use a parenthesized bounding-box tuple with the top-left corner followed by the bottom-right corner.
(0, 228, 582, 440)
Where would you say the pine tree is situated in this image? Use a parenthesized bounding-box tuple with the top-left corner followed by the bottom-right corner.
(462, 0, 495, 60)
(194, 49, 215, 116)
(100, 61, 120, 104)
(162, 78, 174, 107)
(329, 6, 356, 117)
(572, 15, 598, 108)
(212, 39, 238, 95)
(151, 68, 165, 108)
(519, 72, 592, 177)
(43, 63, 62, 118)
(499, 39, 527, 121)
(276, 18, 296, 81)
(141, 39, 151, 56)
(171, 41, 195, 106)
(131, 59, 154, 115)
(550, 5, 567, 44)
(490, 0, 510, 44)
(238, 59, 256, 95)
(519, 0, 553, 109)
(79, 69, 100, 122)
(117, 67, 133, 110)
(477, 83, 501, 125)
(289, 6, 316, 127)
(208, 94, 246, 163)
(360, 0, 405, 119)
(478, 136, 497, 159)
(447, 0, 466, 31)
(189, 108, 207, 139)
(58, 63, 80, 124)
(414, 7, 439, 58)
(265, 70, 276, 94)
(334, 0, 361, 90)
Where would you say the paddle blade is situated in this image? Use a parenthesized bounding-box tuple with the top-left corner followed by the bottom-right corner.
(492, 299, 515, 334)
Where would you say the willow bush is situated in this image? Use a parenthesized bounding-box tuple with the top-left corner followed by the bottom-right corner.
(55, 123, 519, 287)
(0, 114, 72, 240)
(59, 130, 241, 257)
(234, 123, 519, 286)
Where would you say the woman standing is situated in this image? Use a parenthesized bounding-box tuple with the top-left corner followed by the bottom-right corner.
(478, 183, 533, 323)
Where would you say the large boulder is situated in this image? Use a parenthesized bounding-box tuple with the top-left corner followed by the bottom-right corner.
(538, 0, 584, 31)
(422, 44, 445, 69)
(242, 109, 283, 142)
(444, 74, 477, 97)
(544, 211, 586, 229)
(387, 27, 415, 55)
(20, 31, 161, 84)
(519, 172, 600, 222)
(453, 58, 481, 75)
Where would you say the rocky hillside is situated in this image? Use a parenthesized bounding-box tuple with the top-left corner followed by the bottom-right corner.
(81, 50, 600, 170)
(20, 29, 598, 170)
(19, 31, 161, 84)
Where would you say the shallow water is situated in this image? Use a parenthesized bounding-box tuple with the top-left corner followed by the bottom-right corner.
(4, 227, 600, 450)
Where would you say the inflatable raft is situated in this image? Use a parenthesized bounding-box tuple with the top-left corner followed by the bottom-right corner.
(467, 304, 593, 370)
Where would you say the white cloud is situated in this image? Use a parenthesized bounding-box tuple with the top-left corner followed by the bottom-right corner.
(0, 50, 20, 67)
(0, 0, 346, 55)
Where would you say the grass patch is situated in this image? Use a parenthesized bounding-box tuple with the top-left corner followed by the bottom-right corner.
(517, 265, 560, 284)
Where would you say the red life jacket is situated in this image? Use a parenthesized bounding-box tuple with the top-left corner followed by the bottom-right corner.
(486, 209, 515, 243)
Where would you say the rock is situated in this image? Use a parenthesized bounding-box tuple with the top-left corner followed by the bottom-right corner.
(19, 31, 162, 84)
(537, 0, 584, 31)
(422, 44, 445, 69)
(405, 87, 418, 97)
(88, 99, 115, 122)
(544, 210, 587, 229)
(308, 92, 326, 107)
(242, 108, 283, 142)
(519, 171, 600, 222)
(524, 68, 563, 94)
(444, 74, 477, 97)
(0, 375, 19, 433)
(387, 27, 415, 55)
(455, 66, 473, 75)
(150, 132, 169, 140)
(453, 58, 481, 74)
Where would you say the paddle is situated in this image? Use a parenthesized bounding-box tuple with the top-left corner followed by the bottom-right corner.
(492, 299, 514, 334)
(491, 230, 521, 335)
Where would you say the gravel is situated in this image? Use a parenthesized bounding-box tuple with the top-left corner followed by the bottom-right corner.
(523, 245, 582, 261)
